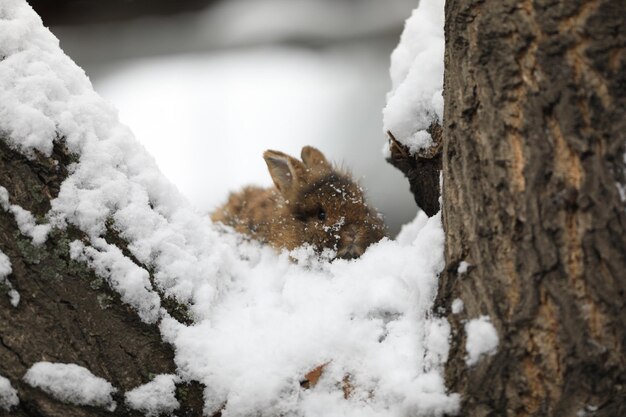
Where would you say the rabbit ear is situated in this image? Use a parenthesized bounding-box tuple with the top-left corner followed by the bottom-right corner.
(263, 150, 307, 194)
(301, 146, 330, 170)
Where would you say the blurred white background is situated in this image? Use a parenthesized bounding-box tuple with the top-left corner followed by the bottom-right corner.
(37, 0, 419, 234)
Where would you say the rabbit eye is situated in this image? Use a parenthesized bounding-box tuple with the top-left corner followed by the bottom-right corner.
(317, 208, 326, 221)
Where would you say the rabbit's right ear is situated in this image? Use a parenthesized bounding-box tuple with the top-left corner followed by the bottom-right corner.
(263, 150, 307, 194)
(301, 146, 329, 170)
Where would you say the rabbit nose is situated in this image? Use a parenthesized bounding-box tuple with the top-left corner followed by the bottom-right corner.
(337, 245, 364, 260)
(337, 225, 364, 259)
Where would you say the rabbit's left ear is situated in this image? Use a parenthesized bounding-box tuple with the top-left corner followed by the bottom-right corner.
(301, 146, 330, 170)
(263, 150, 307, 195)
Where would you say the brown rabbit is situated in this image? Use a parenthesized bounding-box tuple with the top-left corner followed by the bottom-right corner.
(211, 146, 387, 259)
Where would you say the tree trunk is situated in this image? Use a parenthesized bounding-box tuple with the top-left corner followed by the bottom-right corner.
(437, 0, 626, 416)
(0, 140, 205, 416)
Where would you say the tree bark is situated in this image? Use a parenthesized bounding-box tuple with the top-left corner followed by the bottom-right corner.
(438, 0, 626, 416)
(0, 140, 205, 416)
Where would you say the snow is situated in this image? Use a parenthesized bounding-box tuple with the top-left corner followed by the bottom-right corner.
(457, 261, 470, 275)
(7, 288, 19, 307)
(0, 374, 19, 411)
(576, 404, 599, 417)
(451, 299, 464, 314)
(0, 1, 459, 415)
(0, 249, 19, 307)
(0, 186, 51, 246)
(465, 316, 499, 366)
(69, 239, 162, 324)
(160, 214, 459, 416)
(0, 251, 13, 280)
(9, 205, 51, 245)
(618, 182, 626, 202)
(618, 153, 626, 203)
(382, 0, 444, 154)
(125, 374, 180, 416)
(0, 186, 8, 210)
(23, 362, 117, 410)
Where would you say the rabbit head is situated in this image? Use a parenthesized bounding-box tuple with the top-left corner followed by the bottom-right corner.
(263, 146, 387, 259)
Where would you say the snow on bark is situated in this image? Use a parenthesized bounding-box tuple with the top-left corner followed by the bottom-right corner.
(23, 362, 117, 410)
(465, 316, 499, 366)
(8, 204, 51, 245)
(0, 186, 51, 246)
(0, 248, 19, 307)
(69, 239, 162, 324)
(382, 0, 444, 155)
(125, 374, 180, 417)
(0, 374, 19, 411)
(456, 260, 470, 274)
(618, 152, 626, 203)
(0, 186, 7, 210)
(0, 1, 459, 415)
(451, 298, 464, 314)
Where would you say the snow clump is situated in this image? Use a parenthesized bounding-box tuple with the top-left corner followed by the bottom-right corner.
(0, 249, 19, 307)
(465, 316, 499, 366)
(0, 186, 51, 246)
(451, 298, 464, 314)
(125, 374, 180, 416)
(23, 362, 117, 410)
(0, 374, 19, 411)
(8, 204, 51, 245)
(383, 0, 444, 154)
(0, 187, 8, 210)
(457, 261, 470, 275)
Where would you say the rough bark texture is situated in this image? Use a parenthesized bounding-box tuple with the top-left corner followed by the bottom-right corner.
(0, 140, 205, 416)
(438, 0, 626, 416)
